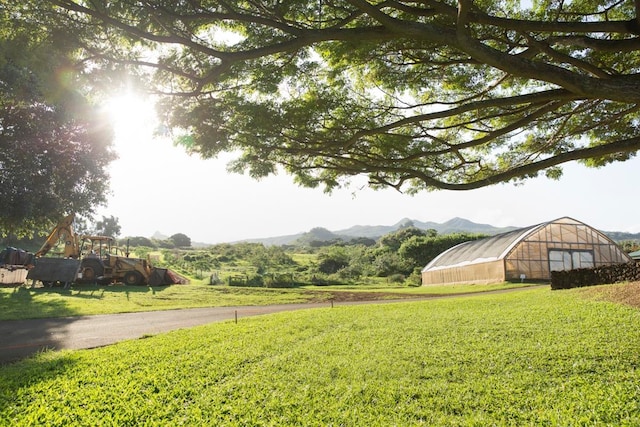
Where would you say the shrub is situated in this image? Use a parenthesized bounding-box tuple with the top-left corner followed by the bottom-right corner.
(387, 273, 406, 284)
(551, 262, 640, 289)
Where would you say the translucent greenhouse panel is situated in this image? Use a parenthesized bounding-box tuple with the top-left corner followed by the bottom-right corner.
(531, 242, 545, 261)
(529, 260, 546, 279)
(598, 245, 614, 263)
(549, 250, 572, 271)
(549, 249, 595, 271)
(573, 251, 594, 269)
(505, 258, 548, 281)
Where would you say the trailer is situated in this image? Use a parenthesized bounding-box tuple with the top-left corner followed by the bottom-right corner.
(26, 258, 81, 287)
(0, 266, 29, 285)
(0, 247, 33, 285)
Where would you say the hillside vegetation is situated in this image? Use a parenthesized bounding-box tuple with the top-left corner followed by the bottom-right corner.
(2, 287, 639, 425)
(138, 226, 489, 288)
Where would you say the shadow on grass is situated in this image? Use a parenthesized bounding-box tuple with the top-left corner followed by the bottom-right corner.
(1, 283, 170, 319)
(0, 283, 167, 365)
(72, 283, 166, 295)
(0, 285, 80, 320)
(72, 283, 167, 301)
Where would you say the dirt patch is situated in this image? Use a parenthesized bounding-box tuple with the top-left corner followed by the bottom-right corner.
(577, 281, 640, 309)
(304, 285, 547, 303)
(305, 290, 428, 303)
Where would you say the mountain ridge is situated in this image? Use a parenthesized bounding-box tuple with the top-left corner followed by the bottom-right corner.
(151, 217, 639, 247)
(237, 217, 521, 246)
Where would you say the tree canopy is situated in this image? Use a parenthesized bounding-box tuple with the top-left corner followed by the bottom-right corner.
(0, 4, 116, 237)
(26, 0, 640, 192)
(93, 215, 122, 238)
(170, 233, 192, 248)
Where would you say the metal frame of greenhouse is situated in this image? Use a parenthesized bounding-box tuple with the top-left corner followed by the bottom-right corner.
(421, 217, 632, 286)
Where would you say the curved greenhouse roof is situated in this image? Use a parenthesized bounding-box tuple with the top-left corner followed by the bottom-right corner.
(422, 217, 631, 285)
(423, 226, 542, 271)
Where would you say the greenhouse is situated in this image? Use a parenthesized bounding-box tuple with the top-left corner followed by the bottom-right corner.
(421, 217, 632, 286)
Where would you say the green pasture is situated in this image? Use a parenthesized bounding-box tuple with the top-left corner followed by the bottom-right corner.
(0, 282, 532, 321)
(2, 286, 639, 425)
(0, 284, 317, 321)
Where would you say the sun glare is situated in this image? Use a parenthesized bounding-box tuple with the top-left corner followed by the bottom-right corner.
(104, 92, 158, 141)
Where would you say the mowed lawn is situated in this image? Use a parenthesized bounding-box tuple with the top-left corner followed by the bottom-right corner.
(1, 286, 640, 426)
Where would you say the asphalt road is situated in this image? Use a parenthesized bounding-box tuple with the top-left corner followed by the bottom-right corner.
(0, 286, 546, 365)
(0, 303, 331, 365)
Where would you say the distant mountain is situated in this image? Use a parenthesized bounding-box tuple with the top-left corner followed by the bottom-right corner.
(151, 231, 168, 240)
(604, 231, 640, 242)
(240, 217, 520, 246)
(151, 219, 640, 248)
(336, 217, 518, 239)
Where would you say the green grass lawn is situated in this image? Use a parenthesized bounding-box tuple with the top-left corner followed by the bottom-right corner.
(0, 282, 532, 321)
(1, 286, 639, 425)
(0, 284, 320, 321)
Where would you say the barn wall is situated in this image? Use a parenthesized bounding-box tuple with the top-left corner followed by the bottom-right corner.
(421, 260, 505, 286)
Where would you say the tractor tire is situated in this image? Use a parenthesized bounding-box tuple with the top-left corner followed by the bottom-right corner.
(79, 259, 104, 284)
(123, 271, 144, 286)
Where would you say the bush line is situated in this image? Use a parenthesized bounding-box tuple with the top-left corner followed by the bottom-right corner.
(551, 262, 640, 290)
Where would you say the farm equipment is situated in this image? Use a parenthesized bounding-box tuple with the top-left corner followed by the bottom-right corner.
(0, 247, 33, 285)
(27, 214, 188, 287)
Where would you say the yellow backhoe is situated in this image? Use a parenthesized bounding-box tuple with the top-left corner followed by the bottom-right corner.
(27, 214, 188, 287)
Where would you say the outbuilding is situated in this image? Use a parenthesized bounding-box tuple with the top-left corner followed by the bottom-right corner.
(421, 217, 632, 286)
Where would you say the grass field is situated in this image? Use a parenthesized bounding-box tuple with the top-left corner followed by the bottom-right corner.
(1, 286, 639, 425)
(0, 282, 532, 321)
(0, 284, 318, 321)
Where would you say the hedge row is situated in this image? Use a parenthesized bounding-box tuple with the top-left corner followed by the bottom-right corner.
(226, 273, 297, 288)
(551, 262, 640, 290)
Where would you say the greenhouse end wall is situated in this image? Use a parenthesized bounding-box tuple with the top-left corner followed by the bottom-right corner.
(503, 219, 631, 282)
(420, 217, 632, 286)
(421, 260, 505, 286)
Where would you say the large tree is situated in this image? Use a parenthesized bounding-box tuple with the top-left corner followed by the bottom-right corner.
(93, 215, 122, 237)
(32, 0, 640, 192)
(170, 233, 192, 248)
(0, 4, 116, 237)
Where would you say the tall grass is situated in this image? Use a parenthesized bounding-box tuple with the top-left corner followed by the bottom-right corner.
(1, 287, 639, 425)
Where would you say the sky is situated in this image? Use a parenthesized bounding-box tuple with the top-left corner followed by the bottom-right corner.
(99, 93, 640, 244)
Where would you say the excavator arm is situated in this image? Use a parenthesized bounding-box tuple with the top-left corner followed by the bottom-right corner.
(34, 214, 80, 258)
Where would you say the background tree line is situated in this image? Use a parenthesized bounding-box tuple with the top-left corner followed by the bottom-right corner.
(0, 215, 193, 253)
(144, 227, 488, 287)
